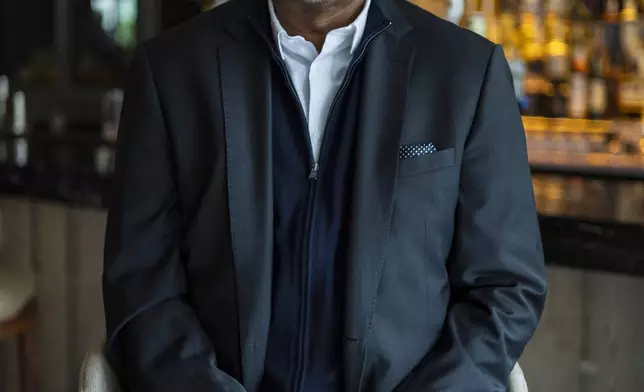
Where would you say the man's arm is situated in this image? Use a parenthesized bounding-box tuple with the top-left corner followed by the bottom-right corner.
(397, 45, 548, 392)
(103, 45, 245, 392)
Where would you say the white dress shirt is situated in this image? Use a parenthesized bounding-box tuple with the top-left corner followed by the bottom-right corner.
(268, 0, 372, 163)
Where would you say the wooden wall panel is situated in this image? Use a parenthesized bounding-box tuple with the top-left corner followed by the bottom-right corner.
(521, 267, 644, 392)
(0, 199, 33, 392)
(33, 203, 71, 392)
(521, 266, 584, 392)
(584, 271, 644, 392)
(68, 208, 107, 386)
(2, 199, 644, 392)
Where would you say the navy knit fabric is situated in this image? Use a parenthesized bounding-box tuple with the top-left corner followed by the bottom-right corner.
(258, 54, 364, 392)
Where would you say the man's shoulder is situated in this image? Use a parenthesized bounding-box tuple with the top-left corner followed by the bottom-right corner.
(397, 1, 496, 70)
(138, 0, 497, 74)
(140, 2, 241, 66)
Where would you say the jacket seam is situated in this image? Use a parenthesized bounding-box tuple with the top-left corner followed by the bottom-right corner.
(462, 43, 497, 156)
(356, 44, 417, 392)
(140, 44, 185, 227)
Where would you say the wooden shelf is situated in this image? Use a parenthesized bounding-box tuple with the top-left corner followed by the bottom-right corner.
(522, 116, 616, 134)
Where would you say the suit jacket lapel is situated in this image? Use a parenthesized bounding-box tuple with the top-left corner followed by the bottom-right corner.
(219, 15, 273, 390)
(344, 6, 416, 392)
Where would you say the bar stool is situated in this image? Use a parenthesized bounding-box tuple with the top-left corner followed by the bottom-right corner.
(79, 346, 121, 392)
(0, 300, 36, 392)
(0, 266, 37, 392)
(78, 345, 530, 392)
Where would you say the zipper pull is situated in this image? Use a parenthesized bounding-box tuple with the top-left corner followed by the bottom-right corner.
(309, 163, 319, 180)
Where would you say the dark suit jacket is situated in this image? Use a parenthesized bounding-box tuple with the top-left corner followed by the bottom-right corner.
(102, 0, 548, 391)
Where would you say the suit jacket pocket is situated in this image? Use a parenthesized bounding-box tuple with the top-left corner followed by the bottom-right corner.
(398, 147, 455, 178)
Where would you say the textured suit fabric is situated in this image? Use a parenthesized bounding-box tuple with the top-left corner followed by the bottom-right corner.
(260, 55, 361, 392)
(102, 0, 548, 391)
(77, 349, 530, 392)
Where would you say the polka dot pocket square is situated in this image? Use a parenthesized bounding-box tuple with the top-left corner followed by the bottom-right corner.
(399, 143, 438, 160)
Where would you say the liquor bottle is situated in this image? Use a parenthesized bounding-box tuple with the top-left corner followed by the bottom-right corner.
(640, 104, 644, 156)
(0, 76, 8, 165)
(501, 13, 527, 109)
(588, 26, 609, 120)
(618, 0, 643, 117)
(603, 0, 620, 22)
(543, 0, 564, 35)
(520, 0, 546, 116)
(0, 76, 8, 126)
(568, 7, 590, 119)
(101, 89, 123, 142)
(96, 89, 122, 177)
(568, 51, 589, 119)
(11, 91, 28, 168)
(446, 0, 466, 24)
(483, 0, 500, 43)
(463, 0, 500, 42)
(619, 0, 639, 72)
(12, 91, 26, 136)
(602, 0, 622, 117)
(544, 17, 569, 118)
(569, 0, 591, 35)
(467, 0, 488, 37)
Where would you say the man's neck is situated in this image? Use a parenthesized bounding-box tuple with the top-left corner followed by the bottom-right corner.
(272, 0, 366, 51)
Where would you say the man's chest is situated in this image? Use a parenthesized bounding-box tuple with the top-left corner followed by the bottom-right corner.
(280, 39, 354, 161)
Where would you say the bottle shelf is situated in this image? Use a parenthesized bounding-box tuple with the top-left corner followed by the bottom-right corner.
(522, 116, 616, 134)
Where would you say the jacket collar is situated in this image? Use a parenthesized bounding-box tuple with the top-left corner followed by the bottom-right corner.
(217, 0, 417, 389)
(267, 0, 373, 57)
(221, 0, 412, 43)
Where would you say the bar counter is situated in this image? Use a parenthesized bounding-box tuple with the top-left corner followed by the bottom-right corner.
(530, 152, 644, 180)
(2, 166, 644, 392)
(2, 156, 644, 275)
(533, 174, 644, 275)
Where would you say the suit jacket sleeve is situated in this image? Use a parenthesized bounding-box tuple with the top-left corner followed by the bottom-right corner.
(397, 45, 548, 392)
(103, 45, 246, 392)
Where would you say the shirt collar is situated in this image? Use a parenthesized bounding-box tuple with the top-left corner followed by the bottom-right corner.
(267, 0, 372, 59)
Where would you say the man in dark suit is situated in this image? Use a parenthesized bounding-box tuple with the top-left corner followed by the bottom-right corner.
(102, 0, 548, 390)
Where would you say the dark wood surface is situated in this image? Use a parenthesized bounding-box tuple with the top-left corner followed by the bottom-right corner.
(1, 189, 644, 392)
(530, 152, 644, 180)
(522, 266, 644, 392)
(2, 166, 644, 275)
(532, 174, 644, 275)
(0, 300, 36, 341)
(533, 174, 644, 224)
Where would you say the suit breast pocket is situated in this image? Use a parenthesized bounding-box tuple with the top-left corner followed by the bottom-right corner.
(397, 148, 455, 179)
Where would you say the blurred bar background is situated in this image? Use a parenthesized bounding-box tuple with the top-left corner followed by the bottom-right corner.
(0, 0, 643, 391)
